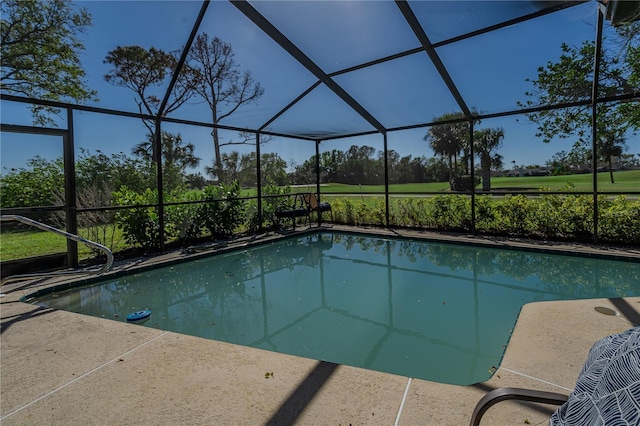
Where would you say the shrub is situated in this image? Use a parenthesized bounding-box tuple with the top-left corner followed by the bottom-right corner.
(334, 198, 356, 224)
(354, 198, 381, 226)
(474, 195, 497, 233)
(199, 181, 245, 239)
(450, 174, 480, 192)
(343, 199, 357, 225)
(112, 187, 161, 251)
(530, 192, 567, 238)
(561, 194, 594, 238)
(49, 181, 123, 256)
(165, 191, 204, 245)
(245, 182, 291, 232)
(368, 197, 386, 226)
(391, 197, 431, 227)
(492, 195, 533, 235)
(330, 197, 385, 226)
(431, 195, 471, 230)
(74, 182, 121, 254)
(598, 196, 640, 244)
(0, 156, 64, 208)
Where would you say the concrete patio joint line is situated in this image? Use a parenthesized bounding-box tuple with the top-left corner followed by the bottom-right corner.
(394, 377, 413, 426)
(499, 367, 573, 393)
(1, 331, 169, 421)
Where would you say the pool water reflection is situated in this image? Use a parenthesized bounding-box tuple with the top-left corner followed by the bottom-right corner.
(34, 232, 640, 385)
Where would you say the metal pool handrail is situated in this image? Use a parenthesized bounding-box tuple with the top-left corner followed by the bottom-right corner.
(0, 215, 114, 287)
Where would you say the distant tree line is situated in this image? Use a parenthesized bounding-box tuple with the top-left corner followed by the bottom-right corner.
(290, 146, 450, 186)
(0, 143, 447, 210)
(546, 149, 640, 175)
(4, 136, 639, 211)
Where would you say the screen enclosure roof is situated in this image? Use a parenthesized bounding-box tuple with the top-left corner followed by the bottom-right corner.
(45, 0, 638, 141)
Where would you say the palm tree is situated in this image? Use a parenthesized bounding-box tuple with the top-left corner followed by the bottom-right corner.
(597, 130, 625, 184)
(133, 131, 200, 191)
(133, 131, 200, 170)
(474, 127, 505, 191)
(206, 151, 241, 183)
(424, 112, 469, 189)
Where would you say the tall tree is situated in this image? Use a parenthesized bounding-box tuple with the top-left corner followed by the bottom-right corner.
(613, 22, 640, 130)
(547, 150, 572, 175)
(386, 150, 402, 184)
(1, 0, 96, 125)
(596, 124, 626, 183)
(474, 127, 505, 191)
(320, 149, 347, 183)
(519, 23, 639, 182)
(209, 151, 242, 183)
(133, 131, 200, 191)
(344, 145, 378, 184)
(293, 155, 321, 184)
(423, 157, 449, 183)
(186, 33, 264, 180)
(208, 150, 286, 187)
(424, 112, 469, 189)
(260, 152, 288, 186)
(104, 46, 197, 134)
(133, 131, 200, 169)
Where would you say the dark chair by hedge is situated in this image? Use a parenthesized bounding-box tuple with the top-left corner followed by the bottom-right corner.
(275, 193, 309, 230)
(302, 193, 333, 222)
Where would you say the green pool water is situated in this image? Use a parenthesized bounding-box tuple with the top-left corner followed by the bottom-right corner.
(33, 231, 640, 385)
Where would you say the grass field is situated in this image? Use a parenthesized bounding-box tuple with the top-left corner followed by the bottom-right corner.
(313, 170, 640, 194)
(477, 169, 639, 192)
(237, 170, 639, 197)
(1, 226, 128, 262)
(272, 170, 640, 196)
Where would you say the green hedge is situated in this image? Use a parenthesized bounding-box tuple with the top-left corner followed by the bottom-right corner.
(110, 189, 639, 252)
(332, 194, 638, 245)
(111, 181, 297, 251)
(113, 181, 248, 251)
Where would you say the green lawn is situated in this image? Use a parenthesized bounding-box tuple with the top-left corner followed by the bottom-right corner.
(236, 170, 638, 196)
(316, 169, 640, 194)
(486, 170, 640, 192)
(1, 225, 128, 262)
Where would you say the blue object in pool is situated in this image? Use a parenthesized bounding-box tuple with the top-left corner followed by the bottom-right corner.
(126, 309, 151, 322)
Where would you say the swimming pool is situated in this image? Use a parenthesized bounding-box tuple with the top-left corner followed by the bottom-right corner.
(31, 231, 640, 386)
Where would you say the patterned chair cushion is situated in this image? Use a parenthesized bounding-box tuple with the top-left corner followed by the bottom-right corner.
(550, 326, 640, 425)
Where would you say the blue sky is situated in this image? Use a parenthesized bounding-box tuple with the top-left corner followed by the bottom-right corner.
(1, 0, 638, 176)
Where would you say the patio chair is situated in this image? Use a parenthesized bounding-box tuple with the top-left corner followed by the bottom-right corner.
(469, 388, 568, 426)
(469, 326, 640, 426)
(275, 193, 309, 230)
(302, 193, 333, 221)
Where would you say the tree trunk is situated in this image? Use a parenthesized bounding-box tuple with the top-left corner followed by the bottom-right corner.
(463, 151, 469, 175)
(211, 110, 222, 182)
(481, 153, 492, 191)
(447, 155, 454, 190)
(608, 154, 615, 184)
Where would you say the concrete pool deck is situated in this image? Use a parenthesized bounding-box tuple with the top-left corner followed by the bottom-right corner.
(2, 227, 639, 425)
